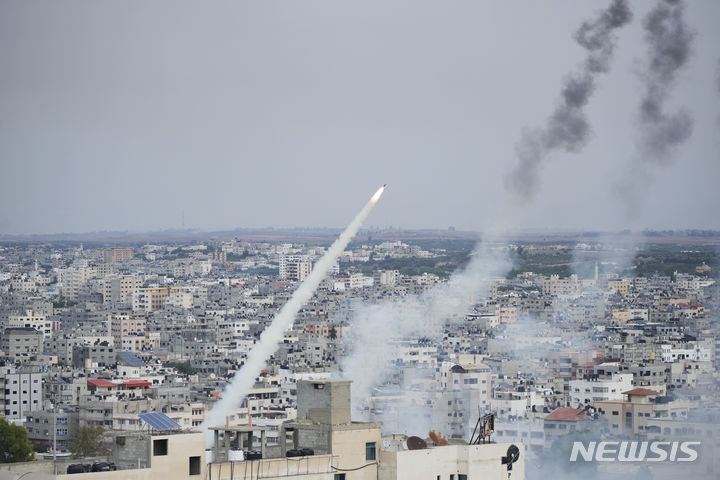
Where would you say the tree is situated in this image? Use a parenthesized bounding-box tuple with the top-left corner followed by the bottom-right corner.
(328, 327, 338, 340)
(165, 360, 197, 375)
(0, 418, 35, 463)
(68, 427, 110, 458)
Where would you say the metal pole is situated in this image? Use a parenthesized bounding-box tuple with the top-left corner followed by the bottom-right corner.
(53, 408, 57, 474)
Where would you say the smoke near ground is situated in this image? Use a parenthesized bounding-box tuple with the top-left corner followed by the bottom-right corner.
(338, 239, 511, 426)
(200, 186, 385, 446)
(570, 232, 646, 280)
(637, 0, 695, 164)
(505, 0, 632, 200)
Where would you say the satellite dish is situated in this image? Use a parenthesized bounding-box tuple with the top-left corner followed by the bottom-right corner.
(501, 444, 520, 471)
(407, 436, 427, 450)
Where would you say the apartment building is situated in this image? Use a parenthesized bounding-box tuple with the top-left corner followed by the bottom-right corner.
(1, 327, 44, 361)
(569, 373, 633, 407)
(103, 274, 142, 304)
(0, 366, 43, 418)
(103, 248, 134, 264)
(595, 388, 695, 436)
(279, 255, 312, 281)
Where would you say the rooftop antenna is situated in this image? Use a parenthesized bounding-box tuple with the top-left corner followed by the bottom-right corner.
(469, 412, 494, 445)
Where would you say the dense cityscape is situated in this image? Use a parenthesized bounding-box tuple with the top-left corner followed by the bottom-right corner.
(0, 229, 718, 478)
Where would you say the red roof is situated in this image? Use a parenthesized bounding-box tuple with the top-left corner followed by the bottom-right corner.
(211, 391, 222, 399)
(545, 408, 586, 422)
(623, 388, 658, 396)
(123, 380, 152, 388)
(87, 379, 116, 388)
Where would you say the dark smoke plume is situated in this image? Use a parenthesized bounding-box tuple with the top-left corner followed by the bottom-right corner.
(637, 0, 695, 164)
(506, 0, 632, 200)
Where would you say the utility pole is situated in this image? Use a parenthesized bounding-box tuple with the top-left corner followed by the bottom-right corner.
(53, 408, 57, 474)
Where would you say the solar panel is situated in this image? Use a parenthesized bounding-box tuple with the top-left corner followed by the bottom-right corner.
(117, 351, 146, 367)
(139, 412, 181, 431)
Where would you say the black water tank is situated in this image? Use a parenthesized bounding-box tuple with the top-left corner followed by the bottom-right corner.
(246, 450, 263, 460)
(66, 464, 89, 474)
(286, 449, 301, 457)
(299, 448, 314, 456)
(91, 462, 116, 472)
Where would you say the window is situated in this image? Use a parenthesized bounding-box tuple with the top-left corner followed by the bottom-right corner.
(365, 442, 376, 461)
(459, 475, 467, 480)
(153, 439, 168, 456)
(334, 475, 346, 480)
(189, 456, 200, 475)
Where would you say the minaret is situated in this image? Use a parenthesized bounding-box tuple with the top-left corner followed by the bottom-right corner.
(595, 262, 599, 283)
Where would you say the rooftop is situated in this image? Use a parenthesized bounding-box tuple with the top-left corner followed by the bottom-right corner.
(545, 408, 586, 422)
(622, 388, 659, 396)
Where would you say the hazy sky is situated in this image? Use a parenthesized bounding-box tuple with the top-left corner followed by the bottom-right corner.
(1, 0, 719, 235)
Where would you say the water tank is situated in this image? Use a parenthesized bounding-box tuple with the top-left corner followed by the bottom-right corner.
(228, 448, 244, 462)
(205, 449, 214, 464)
(67, 464, 89, 474)
(246, 450, 262, 460)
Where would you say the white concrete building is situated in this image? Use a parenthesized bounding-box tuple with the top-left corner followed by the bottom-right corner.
(661, 343, 712, 362)
(569, 373, 633, 407)
(380, 441, 525, 480)
(0, 369, 43, 419)
(5, 310, 53, 338)
(279, 255, 312, 281)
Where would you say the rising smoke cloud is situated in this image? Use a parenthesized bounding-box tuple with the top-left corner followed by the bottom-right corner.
(505, 0, 632, 200)
(614, 0, 695, 214)
(200, 185, 385, 446)
(637, 0, 695, 164)
(339, 239, 511, 429)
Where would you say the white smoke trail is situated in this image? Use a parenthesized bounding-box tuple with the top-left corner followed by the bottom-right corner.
(200, 185, 386, 446)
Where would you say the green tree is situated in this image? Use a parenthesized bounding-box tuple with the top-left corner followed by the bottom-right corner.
(165, 360, 197, 375)
(0, 418, 35, 463)
(68, 427, 110, 458)
(328, 327, 338, 340)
